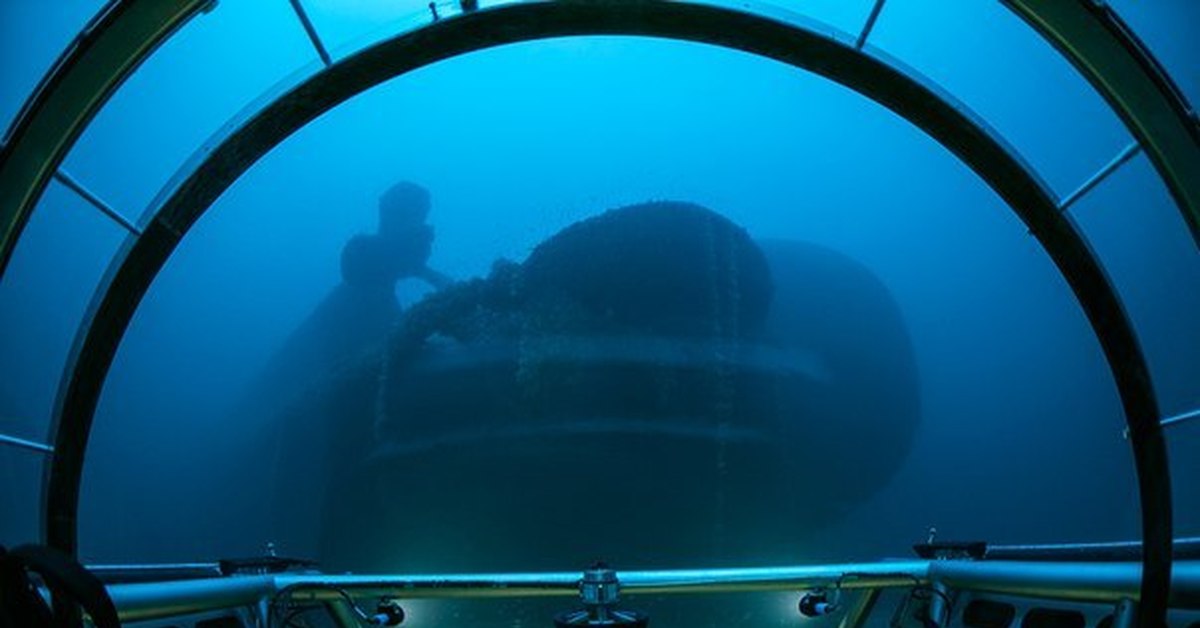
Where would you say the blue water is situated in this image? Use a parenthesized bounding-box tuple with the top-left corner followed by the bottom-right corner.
(1, 1, 1198, 626)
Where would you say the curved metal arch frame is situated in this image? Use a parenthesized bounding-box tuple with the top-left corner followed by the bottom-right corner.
(1005, 0, 1200, 246)
(0, 0, 1185, 625)
(0, 0, 214, 272)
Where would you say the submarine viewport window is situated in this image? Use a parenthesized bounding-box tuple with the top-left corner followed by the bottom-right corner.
(2, 0, 1196, 623)
(74, 34, 1143, 575)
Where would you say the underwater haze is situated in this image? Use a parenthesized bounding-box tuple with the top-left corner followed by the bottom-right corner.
(2, 1, 1199, 626)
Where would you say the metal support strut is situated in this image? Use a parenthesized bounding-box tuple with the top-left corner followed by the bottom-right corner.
(1112, 597, 1137, 628)
(1162, 407, 1200, 430)
(1124, 407, 1200, 439)
(0, 431, 54, 454)
(52, 170, 141, 236)
(927, 580, 951, 627)
(856, 0, 887, 50)
(287, 0, 333, 67)
(1058, 141, 1142, 213)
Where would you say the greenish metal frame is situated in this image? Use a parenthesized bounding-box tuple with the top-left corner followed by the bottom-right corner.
(0, 1, 1194, 626)
(0, 0, 213, 272)
(1004, 0, 1200, 245)
(1001, 2, 1200, 619)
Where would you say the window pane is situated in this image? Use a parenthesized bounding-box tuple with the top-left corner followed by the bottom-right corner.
(1070, 153, 1200, 539)
(0, 445, 44, 546)
(60, 0, 316, 228)
(1168, 418, 1200, 538)
(0, 181, 125, 443)
(1072, 154, 1200, 426)
(80, 38, 1141, 575)
(0, 2, 105, 134)
(868, 0, 1134, 200)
